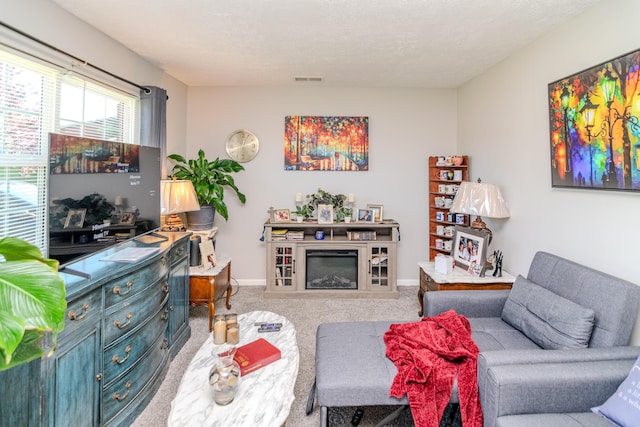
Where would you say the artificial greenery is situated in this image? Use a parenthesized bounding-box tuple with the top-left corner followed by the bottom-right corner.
(50, 193, 114, 228)
(292, 204, 310, 220)
(303, 189, 351, 222)
(168, 149, 247, 221)
(0, 237, 67, 371)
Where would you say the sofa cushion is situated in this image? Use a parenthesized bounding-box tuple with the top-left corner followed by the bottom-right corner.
(501, 275, 595, 349)
(591, 355, 640, 427)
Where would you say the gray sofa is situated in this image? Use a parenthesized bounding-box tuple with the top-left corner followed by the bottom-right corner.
(309, 251, 640, 426)
(424, 251, 640, 426)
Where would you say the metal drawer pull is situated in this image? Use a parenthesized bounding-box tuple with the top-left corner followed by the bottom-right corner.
(112, 382, 131, 401)
(161, 308, 169, 320)
(112, 345, 132, 365)
(162, 281, 169, 294)
(68, 302, 89, 321)
(113, 281, 133, 295)
(161, 256, 168, 266)
(160, 338, 168, 350)
(114, 312, 133, 329)
(177, 247, 185, 256)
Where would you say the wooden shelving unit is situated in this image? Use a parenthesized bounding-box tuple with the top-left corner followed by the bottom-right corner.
(428, 156, 469, 261)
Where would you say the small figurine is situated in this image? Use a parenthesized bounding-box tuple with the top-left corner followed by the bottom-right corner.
(492, 250, 503, 277)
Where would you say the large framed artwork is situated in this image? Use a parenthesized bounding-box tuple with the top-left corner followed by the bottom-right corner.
(284, 116, 369, 171)
(548, 48, 640, 191)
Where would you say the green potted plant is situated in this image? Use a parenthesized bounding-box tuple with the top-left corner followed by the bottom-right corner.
(292, 205, 310, 222)
(168, 149, 247, 229)
(0, 237, 67, 371)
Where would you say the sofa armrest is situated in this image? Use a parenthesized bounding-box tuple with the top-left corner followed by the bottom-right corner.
(478, 346, 640, 427)
(423, 290, 510, 318)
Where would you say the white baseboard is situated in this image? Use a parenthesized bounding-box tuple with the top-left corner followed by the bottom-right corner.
(230, 278, 419, 287)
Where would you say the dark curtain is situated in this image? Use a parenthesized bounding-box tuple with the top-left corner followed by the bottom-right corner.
(140, 86, 167, 176)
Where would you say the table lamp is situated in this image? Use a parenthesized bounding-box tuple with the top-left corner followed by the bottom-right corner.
(160, 179, 200, 231)
(449, 178, 510, 243)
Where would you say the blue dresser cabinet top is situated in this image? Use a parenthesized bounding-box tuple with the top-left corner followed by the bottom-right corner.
(59, 231, 189, 299)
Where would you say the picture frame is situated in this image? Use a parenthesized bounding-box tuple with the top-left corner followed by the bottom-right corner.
(119, 211, 137, 225)
(451, 226, 490, 271)
(63, 208, 87, 229)
(356, 208, 375, 223)
(548, 48, 640, 191)
(272, 208, 291, 223)
(366, 204, 384, 222)
(317, 204, 334, 224)
(199, 239, 216, 270)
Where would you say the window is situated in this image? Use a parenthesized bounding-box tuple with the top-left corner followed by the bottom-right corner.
(0, 49, 139, 255)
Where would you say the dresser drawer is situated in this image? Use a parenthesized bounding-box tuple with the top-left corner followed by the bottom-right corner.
(103, 256, 169, 308)
(102, 304, 169, 385)
(102, 333, 168, 423)
(103, 280, 168, 344)
(170, 242, 188, 264)
(61, 287, 102, 338)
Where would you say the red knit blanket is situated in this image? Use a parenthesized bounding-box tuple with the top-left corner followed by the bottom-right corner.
(384, 310, 482, 427)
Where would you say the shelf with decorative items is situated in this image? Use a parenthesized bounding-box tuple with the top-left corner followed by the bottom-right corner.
(428, 155, 469, 261)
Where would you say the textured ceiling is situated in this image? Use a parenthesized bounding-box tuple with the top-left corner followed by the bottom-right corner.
(51, 0, 600, 88)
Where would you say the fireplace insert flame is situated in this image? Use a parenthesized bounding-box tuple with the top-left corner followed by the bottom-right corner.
(305, 249, 358, 290)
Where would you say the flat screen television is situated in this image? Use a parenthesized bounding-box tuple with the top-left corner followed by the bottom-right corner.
(48, 134, 161, 265)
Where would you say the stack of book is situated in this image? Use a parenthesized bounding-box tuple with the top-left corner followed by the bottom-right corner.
(271, 229, 288, 241)
(286, 230, 304, 240)
(347, 230, 377, 240)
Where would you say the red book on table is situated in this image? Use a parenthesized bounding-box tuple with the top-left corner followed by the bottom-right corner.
(234, 338, 281, 375)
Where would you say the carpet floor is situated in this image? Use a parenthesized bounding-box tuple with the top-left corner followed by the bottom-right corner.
(131, 285, 423, 427)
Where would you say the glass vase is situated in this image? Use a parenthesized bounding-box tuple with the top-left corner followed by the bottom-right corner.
(209, 346, 241, 405)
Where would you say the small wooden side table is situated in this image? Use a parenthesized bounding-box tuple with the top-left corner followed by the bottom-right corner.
(189, 256, 232, 331)
(418, 261, 515, 316)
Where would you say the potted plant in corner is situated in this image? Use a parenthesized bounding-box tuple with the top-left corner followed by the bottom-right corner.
(0, 237, 67, 371)
(167, 149, 247, 230)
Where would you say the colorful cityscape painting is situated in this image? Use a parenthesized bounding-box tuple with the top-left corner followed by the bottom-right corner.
(548, 48, 640, 191)
(284, 116, 369, 171)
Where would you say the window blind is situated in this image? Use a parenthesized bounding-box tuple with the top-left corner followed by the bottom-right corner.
(0, 48, 139, 256)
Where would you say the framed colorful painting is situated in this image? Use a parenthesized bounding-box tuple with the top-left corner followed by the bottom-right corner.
(284, 116, 369, 171)
(548, 48, 640, 191)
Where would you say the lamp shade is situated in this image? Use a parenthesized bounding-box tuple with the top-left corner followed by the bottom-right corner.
(160, 179, 200, 215)
(450, 180, 510, 218)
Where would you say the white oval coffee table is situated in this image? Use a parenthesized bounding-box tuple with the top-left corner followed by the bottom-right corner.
(168, 310, 299, 427)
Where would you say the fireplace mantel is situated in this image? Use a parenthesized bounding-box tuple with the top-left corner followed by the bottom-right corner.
(263, 220, 399, 298)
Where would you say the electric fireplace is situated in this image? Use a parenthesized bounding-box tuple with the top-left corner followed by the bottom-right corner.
(305, 249, 358, 290)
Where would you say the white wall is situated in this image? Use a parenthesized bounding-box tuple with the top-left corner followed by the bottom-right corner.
(457, 0, 640, 344)
(186, 86, 457, 285)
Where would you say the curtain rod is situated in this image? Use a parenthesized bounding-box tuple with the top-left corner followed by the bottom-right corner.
(0, 21, 150, 94)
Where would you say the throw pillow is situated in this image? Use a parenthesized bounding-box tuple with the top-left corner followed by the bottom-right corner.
(501, 275, 595, 349)
(592, 355, 640, 427)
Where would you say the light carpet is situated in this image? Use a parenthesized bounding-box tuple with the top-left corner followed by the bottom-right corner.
(132, 285, 423, 427)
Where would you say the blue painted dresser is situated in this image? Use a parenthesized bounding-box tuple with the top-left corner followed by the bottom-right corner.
(0, 231, 191, 427)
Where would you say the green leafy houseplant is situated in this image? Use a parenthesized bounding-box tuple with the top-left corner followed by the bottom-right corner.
(168, 149, 247, 221)
(0, 237, 67, 371)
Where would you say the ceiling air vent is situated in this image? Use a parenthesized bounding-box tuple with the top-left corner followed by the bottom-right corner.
(293, 76, 323, 83)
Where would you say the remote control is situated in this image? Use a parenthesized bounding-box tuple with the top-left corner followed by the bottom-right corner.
(254, 322, 283, 327)
(258, 325, 281, 332)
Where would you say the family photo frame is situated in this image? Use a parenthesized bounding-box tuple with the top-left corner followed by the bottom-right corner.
(271, 208, 291, 223)
(119, 211, 137, 225)
(366, 204, 384, 222)
(356, 208, 375, 223)
(63, 208, 86, 228)
(317, 204, 334, 224)
(451, 226, 490, 274)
